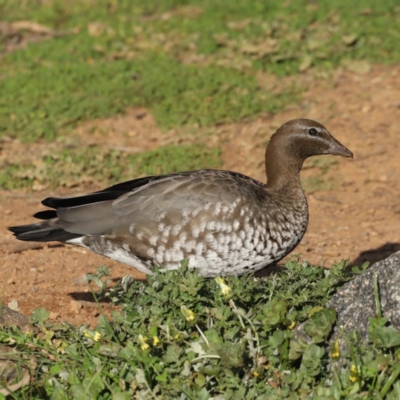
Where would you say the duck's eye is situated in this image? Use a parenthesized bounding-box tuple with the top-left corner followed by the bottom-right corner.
(308, 128, 318, 136)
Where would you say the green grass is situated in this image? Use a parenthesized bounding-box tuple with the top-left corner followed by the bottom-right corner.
(1, 0, 400, 141)
(2, 259, 400, 398)
(0, 144, 222, 190)
(1, 53, 287, 141)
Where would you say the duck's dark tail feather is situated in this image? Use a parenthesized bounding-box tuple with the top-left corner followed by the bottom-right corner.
(8, 222, 81, 243)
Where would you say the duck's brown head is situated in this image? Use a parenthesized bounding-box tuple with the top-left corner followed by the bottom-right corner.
(265, 119, 353, 190)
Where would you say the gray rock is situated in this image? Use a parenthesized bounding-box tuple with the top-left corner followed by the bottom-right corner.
(0, 305, 36, 333)
(294, 251, 400, 353)
(327, 250, 400, 346)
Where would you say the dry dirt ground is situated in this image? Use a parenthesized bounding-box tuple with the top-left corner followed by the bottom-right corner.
(1, 64, 400, 327)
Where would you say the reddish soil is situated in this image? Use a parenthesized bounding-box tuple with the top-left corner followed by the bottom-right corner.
(1, 64, 400, 327)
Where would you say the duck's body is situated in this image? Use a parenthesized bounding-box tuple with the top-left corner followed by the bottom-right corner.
(9, 119, 352, 277)
(62, 170, 308, 277)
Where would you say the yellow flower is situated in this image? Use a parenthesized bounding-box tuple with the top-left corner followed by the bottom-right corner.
(286, 320, 296, 330)
(83, 329, 102, 342)
(349, 364, 360, 382)
(42, 327, 55, 344)
(152, 336, 160, 346)
(138, 334, 149, 350)
(252, 371, 260, 378)
(330, 340, 340, 359)
(83, 329, 91, 338)
(350, 364, 358, 373)
(173, 332, 182, 341)
(181, 305, 195, 322)
(215, 277, 232, 296)
(53, 339, 67, 354)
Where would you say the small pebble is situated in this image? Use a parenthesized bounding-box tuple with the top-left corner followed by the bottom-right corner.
(379, 175, 388, 182)
(49, 312, 60, 320)
(73, 275, 88, 285)
(69, 300, 83, 314)
(8, 299, 20, 312)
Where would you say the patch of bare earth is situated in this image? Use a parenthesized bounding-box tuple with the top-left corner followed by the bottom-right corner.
(1, 64, 400, 326)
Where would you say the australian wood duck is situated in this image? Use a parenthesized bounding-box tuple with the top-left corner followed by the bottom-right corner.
(9, 119, 353, 277)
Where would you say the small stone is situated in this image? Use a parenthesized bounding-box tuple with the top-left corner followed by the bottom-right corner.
(361, 105, 371, 113)
(298, 55, 313, 72)
(69, 300, 83, 314)
(379, 175, 388, 182)
(30, 267, 37, 272)
(32, 183, 47, 191)
(343, 59, 371, 75)
(342, 34, 358, 46)
(49, 312, 60, 320)
(6, 278, 15, 285)
(73, 275, 87, 285)
(7, 300, 19, 312)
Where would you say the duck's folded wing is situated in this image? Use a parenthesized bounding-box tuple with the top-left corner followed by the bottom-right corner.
(39, 171, 244, 237)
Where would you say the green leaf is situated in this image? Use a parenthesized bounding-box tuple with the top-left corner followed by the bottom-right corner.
(262, 298, 288, 329)
(288, 339, 308, 361)
(155, 370, 168, 383)
(370, 326, 400, 348)
(301, 344, 324, 377)
(112, 392, 133, 400)
(50, 386, 70, 400)
(164, 344, 183, 364)
(30, 307, 50, 324)
(304, 308, 336, 343)
(210, 341, 246, 369)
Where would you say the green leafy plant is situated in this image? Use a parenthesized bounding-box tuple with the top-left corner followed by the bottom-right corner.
(1, 258, 400, 398)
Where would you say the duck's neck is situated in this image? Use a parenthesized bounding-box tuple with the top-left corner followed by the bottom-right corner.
(264, 145, 304, 194)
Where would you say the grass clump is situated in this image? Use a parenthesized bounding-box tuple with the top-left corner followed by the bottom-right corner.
(0, 143, 221, 190)
(2, 259, 400, 398)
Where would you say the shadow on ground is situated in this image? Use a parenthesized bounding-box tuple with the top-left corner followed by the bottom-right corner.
(69, 292, 112, 303)
(351, 242, 400, 266)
